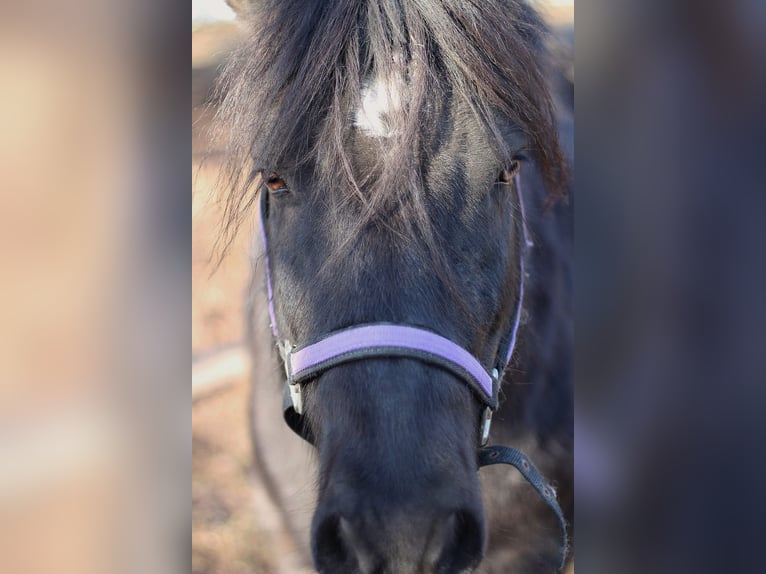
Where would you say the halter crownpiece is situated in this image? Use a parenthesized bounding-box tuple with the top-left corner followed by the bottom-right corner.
(258, 172, 568, 569)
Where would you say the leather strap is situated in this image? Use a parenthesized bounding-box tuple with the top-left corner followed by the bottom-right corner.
(479, 445, 569, 569)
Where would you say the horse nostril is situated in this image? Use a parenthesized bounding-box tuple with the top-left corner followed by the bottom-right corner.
(314, 514, 383, 574)
(312, 504, 485, 573)
(436, 510, 485, 573)
(313, 514, 352, 572)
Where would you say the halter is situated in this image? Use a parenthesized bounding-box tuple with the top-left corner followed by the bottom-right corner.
(258, 173, 568, 568)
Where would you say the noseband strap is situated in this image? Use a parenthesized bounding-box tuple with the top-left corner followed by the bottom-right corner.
(258, 173, 568, 569)
(281, 323, 499, 409)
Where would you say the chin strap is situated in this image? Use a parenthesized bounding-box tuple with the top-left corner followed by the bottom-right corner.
(479, 445, 569, 569)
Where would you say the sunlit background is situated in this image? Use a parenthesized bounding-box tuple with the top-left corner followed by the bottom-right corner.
(0, 1, 186, 573)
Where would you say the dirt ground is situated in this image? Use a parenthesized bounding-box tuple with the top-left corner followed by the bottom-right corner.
(193, 23, 311, 569)
(192, 22, 278, 569)
(192, 6, 574, 572)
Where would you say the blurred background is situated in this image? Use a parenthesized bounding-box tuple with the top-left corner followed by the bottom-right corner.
(192, 3, 273, 573)
(576, 1, 766, 572)
(0, 1, 187, 573)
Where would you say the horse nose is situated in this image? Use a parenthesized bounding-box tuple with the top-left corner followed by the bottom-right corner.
(312, 506, 485, 574)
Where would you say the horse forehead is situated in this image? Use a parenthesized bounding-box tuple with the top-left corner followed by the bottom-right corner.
(354, 74, 403, 138)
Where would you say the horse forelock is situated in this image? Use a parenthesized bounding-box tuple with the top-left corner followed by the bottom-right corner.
(214, 0, 567, 253)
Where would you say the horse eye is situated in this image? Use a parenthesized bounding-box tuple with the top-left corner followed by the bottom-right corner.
(497, 160, 521, 184)
(264, 171, 289, 195)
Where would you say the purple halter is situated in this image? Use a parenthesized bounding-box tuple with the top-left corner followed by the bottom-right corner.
(258, 173, 530, 444)
(257, 173, 569, 568)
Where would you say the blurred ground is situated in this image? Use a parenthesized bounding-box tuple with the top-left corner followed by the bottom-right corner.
(193, 22, 312, 574)
(192, 5, 573, 573)
(192, 21, 269, 573)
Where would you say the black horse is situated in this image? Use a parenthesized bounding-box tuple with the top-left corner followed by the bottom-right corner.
(217, 1, 573, 572)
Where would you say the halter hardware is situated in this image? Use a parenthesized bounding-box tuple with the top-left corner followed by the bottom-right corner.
(277, 340, 301, 413)
(480, 406, 494, 446)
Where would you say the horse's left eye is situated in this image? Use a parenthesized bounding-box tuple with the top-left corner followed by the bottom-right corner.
(264, 171, 289, 195)
(497, 160, 521, 184)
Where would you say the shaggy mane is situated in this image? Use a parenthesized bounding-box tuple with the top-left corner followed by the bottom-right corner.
(214, 0, 567, 251)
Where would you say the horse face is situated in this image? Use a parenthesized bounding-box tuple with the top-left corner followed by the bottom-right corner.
(261, 102, 530, 573)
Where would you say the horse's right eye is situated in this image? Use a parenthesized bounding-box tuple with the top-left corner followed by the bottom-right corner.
(497, 160, 521, 184)
(264, 172, 289, 195)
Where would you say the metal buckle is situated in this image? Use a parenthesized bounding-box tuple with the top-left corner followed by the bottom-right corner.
(479, 367, 501, 445)
(288, 382, 303, 415)
(278, 340, 302, 414)
(480, 407, 493, 445)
